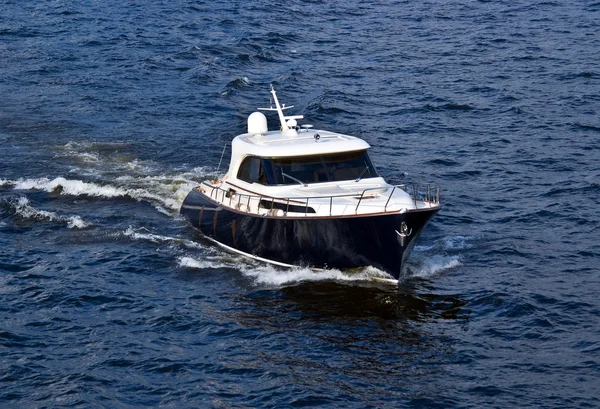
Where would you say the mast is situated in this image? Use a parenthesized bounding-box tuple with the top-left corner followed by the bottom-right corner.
(270, 84, 289, 134)
(258, 85, 303, 136)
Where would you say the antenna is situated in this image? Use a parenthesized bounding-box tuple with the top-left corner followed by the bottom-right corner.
(216, 143, 228, 173)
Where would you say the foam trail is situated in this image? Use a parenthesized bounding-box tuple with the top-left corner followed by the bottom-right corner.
(178, 256, 232, 270)
(4, 176, 199, 215)
(408, 255, 462, 278)
(443, 235, 474, 250)
(241, 264, 394, 286)
(10, 177, 129, 197)
(122, 227, 212, 252)
(415, 235, 474, 253)
(67, 216, 89, 229)
(238, 247, 461, 285)
(123, 227, 177, 243)
(57, 141, 159, 174)
(9, 196, 90, 229)
(402, 233, 468, 279)
(176, 252, 395, 285)
(73, 152, 100, 163)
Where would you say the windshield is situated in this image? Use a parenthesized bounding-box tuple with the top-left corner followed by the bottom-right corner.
(237, 150, 378, 185)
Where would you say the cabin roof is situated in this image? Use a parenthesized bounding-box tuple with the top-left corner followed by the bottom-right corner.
(232, 129, 370, 158)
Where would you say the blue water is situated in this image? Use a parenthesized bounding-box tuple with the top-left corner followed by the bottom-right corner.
(1, 1, 599, 407)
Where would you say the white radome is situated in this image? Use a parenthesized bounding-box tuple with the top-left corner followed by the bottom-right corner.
(247, 111, 268, 135)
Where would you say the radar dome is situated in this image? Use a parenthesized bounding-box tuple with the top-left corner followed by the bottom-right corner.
(247, 112, 268, 135)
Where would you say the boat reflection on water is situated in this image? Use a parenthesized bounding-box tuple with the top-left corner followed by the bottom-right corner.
(226, 279, 470, 388)
(233, 280, 468, 324)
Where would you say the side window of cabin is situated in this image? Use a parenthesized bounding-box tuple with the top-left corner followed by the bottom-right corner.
(237, 156, 253, 182)
(237, 156, 266, 184)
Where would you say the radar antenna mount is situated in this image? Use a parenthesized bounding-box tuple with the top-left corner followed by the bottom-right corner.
(257, 84, 303, 136)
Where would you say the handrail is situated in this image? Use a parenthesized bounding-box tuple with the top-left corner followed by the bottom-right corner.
(355, 187, 390, 213)
(199, 181, 440, 217)
(384, 186, 397, 211)
(227, 181, 307, 204)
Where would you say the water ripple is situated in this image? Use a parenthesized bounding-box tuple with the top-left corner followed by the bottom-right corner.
(1, 0, 599, 407)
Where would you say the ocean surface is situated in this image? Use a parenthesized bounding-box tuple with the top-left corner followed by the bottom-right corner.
(1, 1, 599, 408)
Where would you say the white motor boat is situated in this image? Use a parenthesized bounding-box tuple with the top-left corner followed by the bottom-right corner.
(180, 85, 440, 279)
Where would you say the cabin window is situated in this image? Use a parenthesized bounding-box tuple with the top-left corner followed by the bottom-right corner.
(237, 150, 378, 185)
(237, 156, 267, 184)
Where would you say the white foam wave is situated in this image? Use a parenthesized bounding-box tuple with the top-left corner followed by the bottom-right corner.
(76, 152, 100, 163)
(5, 176, 199, 215)
(407, 255, 461, 278)
(57, 141, 160, 174)
(122, 227, 212, 253)
(241, 264, 394, 286)
(12, 177, 128, 197)
(114, 167, 212, 184)
(9, 196, 90, 229)
(416, 235, 474, 252)
(67, 216, 89, 229)
(178, 256, 231, 270)
(406, 234, 469, 279)
(123, 227, 175, 243)
(175, 249, 395, 285)
(175, 240, 458, 285)
(443, 235, 474, 250)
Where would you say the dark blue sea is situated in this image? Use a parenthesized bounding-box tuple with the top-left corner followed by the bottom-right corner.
(1, 1, 599, 408)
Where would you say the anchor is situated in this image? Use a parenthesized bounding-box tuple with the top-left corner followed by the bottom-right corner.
(395, 222, 412, 246)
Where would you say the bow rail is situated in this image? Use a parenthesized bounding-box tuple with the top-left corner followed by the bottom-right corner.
(198, 181, 440, 217)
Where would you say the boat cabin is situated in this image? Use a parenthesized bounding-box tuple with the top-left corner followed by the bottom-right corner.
(228, 128, 380, 188)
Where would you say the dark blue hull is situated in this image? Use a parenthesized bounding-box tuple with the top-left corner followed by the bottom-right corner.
(180, 188, 439, 279)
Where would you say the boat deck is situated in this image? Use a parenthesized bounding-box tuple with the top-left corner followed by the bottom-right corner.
(197, 181, 440, 218)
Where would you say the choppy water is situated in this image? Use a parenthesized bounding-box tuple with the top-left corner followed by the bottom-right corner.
(1, 1, 599, 408)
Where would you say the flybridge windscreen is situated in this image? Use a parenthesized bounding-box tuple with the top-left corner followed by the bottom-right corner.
(237, 150, 379, 185)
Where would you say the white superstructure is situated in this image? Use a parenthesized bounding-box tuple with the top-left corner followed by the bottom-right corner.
(198, 85, 440, 218)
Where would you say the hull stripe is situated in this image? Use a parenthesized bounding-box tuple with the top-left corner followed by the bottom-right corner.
(201, 235, 316, 269)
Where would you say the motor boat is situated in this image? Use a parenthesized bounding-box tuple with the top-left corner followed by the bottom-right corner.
(180, 85, 440, 280)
